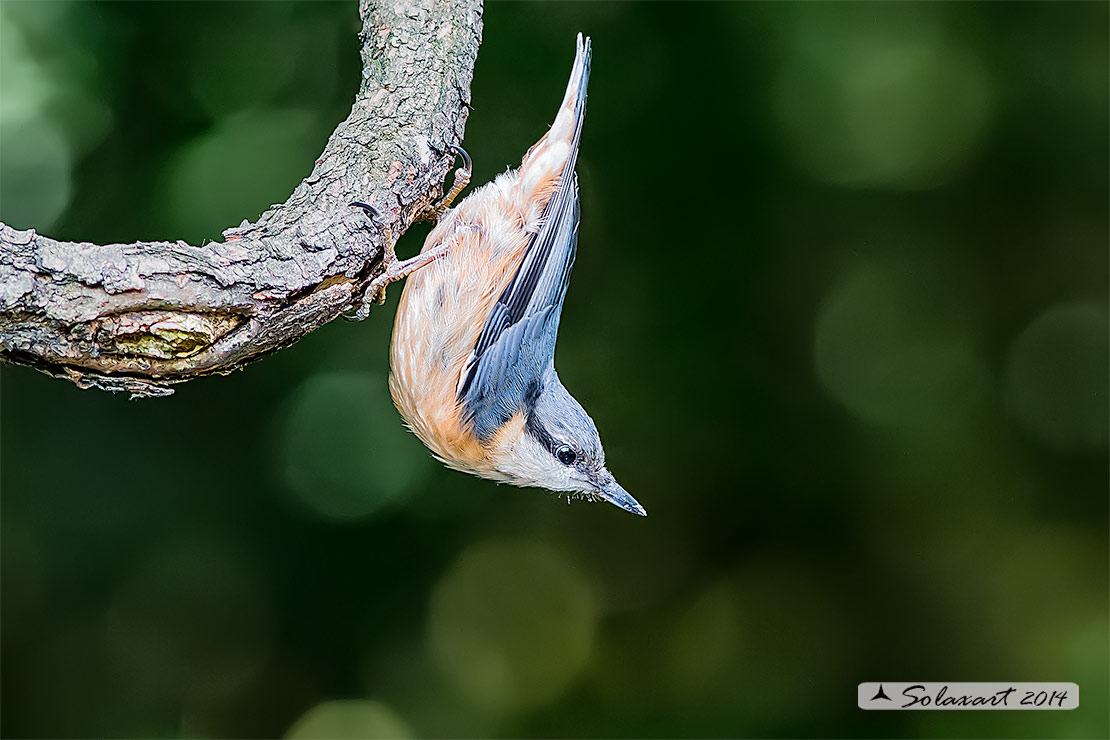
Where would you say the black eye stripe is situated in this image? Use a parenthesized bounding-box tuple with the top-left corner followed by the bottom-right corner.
(524, 418, 579, 467)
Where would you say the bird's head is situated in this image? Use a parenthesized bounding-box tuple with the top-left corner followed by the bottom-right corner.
(489, 372, 646, 516)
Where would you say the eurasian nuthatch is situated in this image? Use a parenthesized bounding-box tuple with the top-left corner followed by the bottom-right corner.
(354, 34, 644, 516)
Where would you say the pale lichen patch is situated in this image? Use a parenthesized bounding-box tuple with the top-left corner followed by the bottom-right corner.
(98, 311, 240, 359)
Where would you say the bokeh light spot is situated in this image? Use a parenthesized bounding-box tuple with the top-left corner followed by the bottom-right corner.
(0, 8, 55, 125)
(427, 539, 597, 715)
(274, 370, 431, 522)
(1003, 301, 1109, 451)
(815, 260, 986, 427)
(0, 3, 110, 222)
(285, 699, 412, 740)
(774, 12, 991, 189)
(0, 119, 72, 229)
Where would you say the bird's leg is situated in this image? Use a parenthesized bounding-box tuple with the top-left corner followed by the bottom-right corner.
(343, 202, 450, 321)
(345, 146, 471, 320)
(421, 145, 472, 222)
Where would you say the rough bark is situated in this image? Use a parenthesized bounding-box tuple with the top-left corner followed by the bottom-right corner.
(0, 0, 483, 397)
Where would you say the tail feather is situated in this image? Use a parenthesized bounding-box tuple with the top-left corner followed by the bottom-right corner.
(558, 32, 591, 171)
(519, 34, 591, 198)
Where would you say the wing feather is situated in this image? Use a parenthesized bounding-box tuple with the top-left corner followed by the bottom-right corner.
(456, 38, 590, 441)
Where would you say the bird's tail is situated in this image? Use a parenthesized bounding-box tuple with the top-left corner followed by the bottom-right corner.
(555, 32, 591, 172)
(519, 34, 591, 197)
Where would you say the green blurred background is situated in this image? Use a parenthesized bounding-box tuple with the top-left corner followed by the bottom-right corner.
(2, 2, 1107, 738)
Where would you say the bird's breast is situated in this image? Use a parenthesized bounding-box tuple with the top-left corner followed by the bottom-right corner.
(389, 185, 532, 476)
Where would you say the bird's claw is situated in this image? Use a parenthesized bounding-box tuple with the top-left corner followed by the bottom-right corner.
(448, 144, 472, 177)
(343, 200, 451, 321)
(422, 144, 473, 222)
(344, 147, 470, 319)
(350, 201, 383, 223)
(343, 201, 394, 321)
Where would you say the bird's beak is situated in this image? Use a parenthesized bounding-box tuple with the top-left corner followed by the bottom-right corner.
(594, 470, 647, 517)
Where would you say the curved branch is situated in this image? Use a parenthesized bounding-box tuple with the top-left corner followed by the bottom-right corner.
(0, 0, 483, 397)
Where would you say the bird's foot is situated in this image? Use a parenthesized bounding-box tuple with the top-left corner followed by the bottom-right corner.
(343, 201, 449, 322)
(420, 144, 472, 222)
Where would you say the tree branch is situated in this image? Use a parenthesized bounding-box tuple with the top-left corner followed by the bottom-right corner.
(0, 0, 483, 397)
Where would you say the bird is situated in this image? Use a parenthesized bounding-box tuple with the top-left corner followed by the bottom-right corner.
(358, 34, 644, 516)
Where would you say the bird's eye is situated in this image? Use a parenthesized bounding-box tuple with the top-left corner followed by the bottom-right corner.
(555, 444, 577, 466)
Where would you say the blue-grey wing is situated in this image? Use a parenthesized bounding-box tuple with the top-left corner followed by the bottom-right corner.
(458, 178, 581, 441)
(457, 36, 589, 441)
